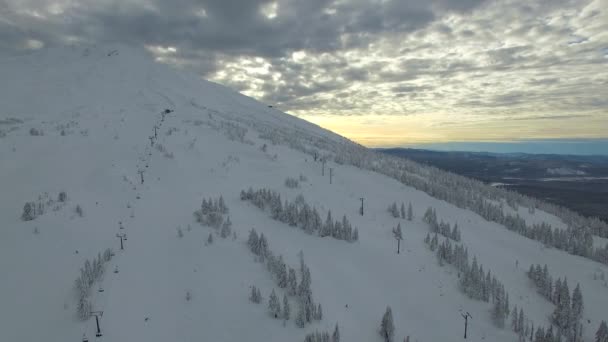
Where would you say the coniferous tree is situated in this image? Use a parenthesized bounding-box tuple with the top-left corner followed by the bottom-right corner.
(393, 223, 403, 254)
(283, 294, 290, 320)
(571, 283, 584, 321)
(517, 308, 524, 335)
(77, 297, 91, 320)
(248, 229, 259, 253)
(296, 304, 306, 328)
(511, 305, 519, 332)
(380, 306, 395, 342)
(288, 267, 297, 296)
(553, 278, 571, 333)
(492, 288, 506, 328)
(277, 257, 288, 288)
(400, 203, 406, 219)
(597, 321, 608, 342)
(207, 233, 213, 244)
(250, 285, 262, 303)
(268, 289, 281, 318)
(316, 303, 323, 320)
(332, 323, 340, 342)
(407, 202, 413, 221)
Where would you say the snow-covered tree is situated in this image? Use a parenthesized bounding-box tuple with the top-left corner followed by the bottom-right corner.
(248, 229, 259, 253)
(249, 285, 262, 304)
(283, 294, 290, 320)
(288, 267, 297, 296)
(400, 203, 406, 219)
(571, 283, 584, 321)
(77, 297, 91, 320)
(380, 306, 395, 342)
(207, 233, 213, 245)
(492, 287, 507, 328)
(220, 216, 232, 238)
(597, 321, 608, 342)
(277, 258, 288, 288)
(268, 289, 281, 318)
(407, 202, 413, 221)
(316, 303, 323, 321)
(393, 223, 403, 254)
(511, 305, 519, 332)
(22, 202, 37, 221)
(388, 202, 399, 218)
(553, 278, 571, 333)
(332, 323, 340, 342)
(296, 304, 306, 328)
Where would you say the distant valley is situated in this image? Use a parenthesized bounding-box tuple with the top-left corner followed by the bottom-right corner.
(378, 148, 608, 222)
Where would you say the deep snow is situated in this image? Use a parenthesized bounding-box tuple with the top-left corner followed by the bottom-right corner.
(1, 45, 606, 342)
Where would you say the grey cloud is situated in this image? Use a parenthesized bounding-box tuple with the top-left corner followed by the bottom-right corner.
(0, 0, 606, 123)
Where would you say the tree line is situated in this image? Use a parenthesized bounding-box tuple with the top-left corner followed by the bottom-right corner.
(241, 188, 359, 243)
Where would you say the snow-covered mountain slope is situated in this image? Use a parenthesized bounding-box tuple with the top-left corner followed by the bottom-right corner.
(1, 46, 607, 342)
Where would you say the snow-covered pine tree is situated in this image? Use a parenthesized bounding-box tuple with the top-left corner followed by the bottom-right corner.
(553, 278, 571, 333)
(332, 323, 340, 342)
(220, 216, 232, 238)
(517, 308, 524, 335)
(77, 297, 91, 320)
(283, 294, 290, 320)
(296, 304, 306, 328)
(316, 303, 323, 320)
(407, 202, 413, 221)
(248, 229, 259, 253)
(492, 287, 506, 328)
(400, 202, 405, 219)
(250, 285, 262, 303)
(380, 306, 395, 342)
(288, 267, 297, 296)
(393, 223, 403, 254)
(596, 321, 608, 342)
(207, 233, 213, 244)
(511, 305, 519, 332)
(352, 228, 359, 241)
(388, 202, 399, 218)
(277, 258, 288, 289)
(218, 195, 228, 214)
(322, 211, 333, 237)
(258, 233, 269, 261)
(571, 283, 584, 321)
(268, 289, 281, 318)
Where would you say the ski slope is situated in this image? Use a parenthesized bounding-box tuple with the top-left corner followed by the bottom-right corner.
(1, 45, 606, 342)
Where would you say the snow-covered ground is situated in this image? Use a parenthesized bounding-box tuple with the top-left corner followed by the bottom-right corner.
(1, 45, 607, 342)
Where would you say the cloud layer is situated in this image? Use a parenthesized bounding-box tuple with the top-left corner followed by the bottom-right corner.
(1, 0, 607, 145)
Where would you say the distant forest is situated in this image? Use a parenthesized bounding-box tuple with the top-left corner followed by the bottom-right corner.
(378, 148, 608, 223)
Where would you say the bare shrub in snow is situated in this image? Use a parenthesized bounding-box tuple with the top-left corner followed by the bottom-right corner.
(185, 290, 192, 301)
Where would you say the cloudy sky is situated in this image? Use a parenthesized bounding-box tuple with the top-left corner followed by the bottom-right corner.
(1, 0, 607, 147)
